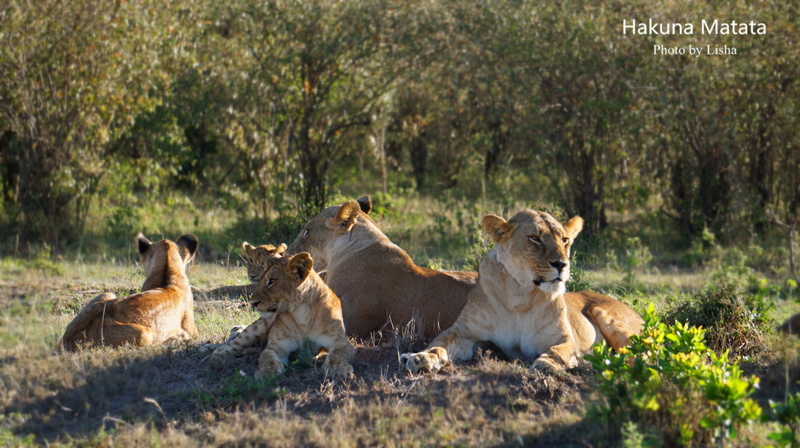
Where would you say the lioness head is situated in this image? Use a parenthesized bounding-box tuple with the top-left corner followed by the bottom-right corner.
(241, 242, 288, 283)
(286, 195, 372, 271)
(136, 233, 199, 279)
(482, 211, 583, 295)
(249, 252, 314, 323)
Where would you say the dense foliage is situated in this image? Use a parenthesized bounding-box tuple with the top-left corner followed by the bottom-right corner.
(1, 0, 798, 252)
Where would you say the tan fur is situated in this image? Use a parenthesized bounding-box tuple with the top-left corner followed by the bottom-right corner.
(61, 234, 200, 350)
(400, 210, 644, 374)
(286, 196, 477, 338)
(216, 252, 354, 379)
(780, 312, 800, 337)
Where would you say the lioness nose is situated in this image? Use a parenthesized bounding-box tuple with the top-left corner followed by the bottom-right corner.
(549, 260, 567, 272)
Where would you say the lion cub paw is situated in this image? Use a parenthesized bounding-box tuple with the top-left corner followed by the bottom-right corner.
(399, 349, 447, 374)
(324, 359, 354, 380)
(207, 346, 235, 367)
(255, 351, 284, 379)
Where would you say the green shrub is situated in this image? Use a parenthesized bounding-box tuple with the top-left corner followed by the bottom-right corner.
(767, 387, 800, 447)
(663, 285, 774, 359)
(586, 304, 762, 447)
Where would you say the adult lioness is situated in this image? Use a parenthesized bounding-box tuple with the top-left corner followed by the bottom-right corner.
(61, 233, 199, 350)
(400, 211, 644, 373)
(285, 196, 477, 339)
(212, 252, 354, 379)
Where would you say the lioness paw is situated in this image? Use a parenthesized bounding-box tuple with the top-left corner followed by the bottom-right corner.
(531, 355, 564, 373)
(399, 351, 445, 374)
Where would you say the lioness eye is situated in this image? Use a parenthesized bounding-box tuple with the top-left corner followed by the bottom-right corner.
(267, 305, 278, 312)
(303, 229, 309, 239)
(267, 278, 276, 287)
(529, 236, 542, 245)
(562, 237, 569, 244)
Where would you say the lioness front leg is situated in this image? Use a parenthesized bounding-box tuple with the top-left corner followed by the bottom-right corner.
(531, 341, 578, 373)
(399, 325, 477, 374)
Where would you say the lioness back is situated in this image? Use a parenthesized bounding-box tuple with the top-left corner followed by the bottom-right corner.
(286, 196, 476, 339)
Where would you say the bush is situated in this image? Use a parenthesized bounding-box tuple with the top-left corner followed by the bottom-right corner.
(663, 285, 774, 359)
(586, 304, 762, 447)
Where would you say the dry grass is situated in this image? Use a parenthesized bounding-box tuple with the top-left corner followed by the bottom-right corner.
(1, 253, 796, 446)
(0, 259, 600, 447)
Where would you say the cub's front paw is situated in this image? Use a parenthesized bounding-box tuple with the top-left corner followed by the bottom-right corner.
(255, 350, 284, 379)
(225, 325, 247, 344)
(324, 359, 354, 380)
(399, 348, 447, 374)
(207, 346, 234, 366)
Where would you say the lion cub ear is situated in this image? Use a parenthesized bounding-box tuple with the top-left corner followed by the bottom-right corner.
(563, 216, 584, 240)
(177, 234, 199, 264)
(327, 200, 361, 232)
(357, 195, 372, 214)
(287, 252, 314, 283)
(482, 214, 513, 244)
(242, 242, 256, 257)
(136, 233, 153, 256)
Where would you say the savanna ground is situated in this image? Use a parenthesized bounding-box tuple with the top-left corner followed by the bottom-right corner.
(1, 193, 799, 447)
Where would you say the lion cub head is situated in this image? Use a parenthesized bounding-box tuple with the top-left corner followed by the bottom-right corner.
(249, 252, 314, 323)
(286, 196, 372, 271)
(241, 242, 288, 283)
(482, 211, 583, 295)
(136, 233, 199, 287)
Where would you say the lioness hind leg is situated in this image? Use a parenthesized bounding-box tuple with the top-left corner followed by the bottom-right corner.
(100, 322, 155, 347)
(588, 306, 636, 350)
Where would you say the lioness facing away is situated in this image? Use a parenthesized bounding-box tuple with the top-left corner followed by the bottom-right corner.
(61, 233, 200, 350)
(285, 196, 477, 339)
(212, 252, 354, 379)
(400, 210, 644, 374)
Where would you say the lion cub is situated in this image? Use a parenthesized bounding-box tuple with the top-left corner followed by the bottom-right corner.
(61, 233, 199, 350)
(211, 252, 354, 379)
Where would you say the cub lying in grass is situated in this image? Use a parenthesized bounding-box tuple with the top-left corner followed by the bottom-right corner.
(61, 233, 199, 350)
(210, 252, 354, 379)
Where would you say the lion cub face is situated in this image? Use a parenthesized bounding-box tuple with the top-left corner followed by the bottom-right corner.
(249, 252, 314, 323)
(241, 242, 287, 284)
(482, 211, 583, 295)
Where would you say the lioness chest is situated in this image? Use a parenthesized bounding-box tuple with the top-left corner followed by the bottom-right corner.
(484, 293, 571, 360)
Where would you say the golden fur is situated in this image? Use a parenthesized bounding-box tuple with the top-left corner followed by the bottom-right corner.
(285, 196, 477, 338)
(61, 234, 199, 350)
(400, 210, 644, 373)
(213, 252, 354, 379)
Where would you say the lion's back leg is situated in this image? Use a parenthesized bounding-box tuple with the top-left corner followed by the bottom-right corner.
(98, 321, 155, 347)
(587, 306, 644, 350)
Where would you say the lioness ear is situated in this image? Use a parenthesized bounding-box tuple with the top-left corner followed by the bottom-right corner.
(275, 243, 287, 256)
(564, 216, 584, 240)
(177, 234, 199, 264)
(242, 242, 256, 257)
(357, 195, 372, 214)
(288, 252, 313, 283)
(136, 233, 153, 256)
(327, 200, 361, 232)
(481, 214, 513, 244)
